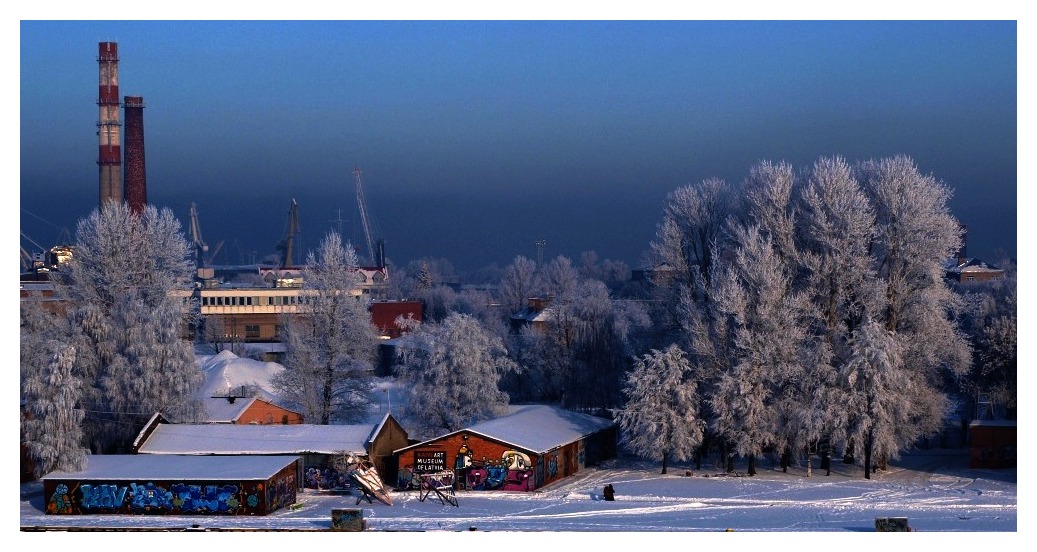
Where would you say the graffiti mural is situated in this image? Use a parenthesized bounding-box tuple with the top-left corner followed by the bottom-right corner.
(166, 483, 241, 513)
(44, 473, 296, 516)
(304, 466, 351, 490)
(547, 454, 558, 478)
(128, 482, 174, 511)
(46, 484, 74, 514)
(266, 475, 297, 512)
(452, 440, 535, 492)
(79, 483, 128, 509)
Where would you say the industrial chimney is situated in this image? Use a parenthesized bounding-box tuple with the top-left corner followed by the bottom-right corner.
(97, 42, 122, 208)
(123, 95, 147, 213)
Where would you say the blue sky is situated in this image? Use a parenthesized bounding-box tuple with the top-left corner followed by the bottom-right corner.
(19, 18, 1019, 272)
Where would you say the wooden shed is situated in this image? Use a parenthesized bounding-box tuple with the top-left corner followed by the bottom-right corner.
(41, 455, 298, 516)
(133, 413, 409, 490)
(394, 405, 616, 492)
(969, 420, 1017, 469)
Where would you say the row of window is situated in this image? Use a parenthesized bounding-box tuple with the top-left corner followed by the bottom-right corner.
(201, 295, 313, 307)
(219, 325, 272, 339)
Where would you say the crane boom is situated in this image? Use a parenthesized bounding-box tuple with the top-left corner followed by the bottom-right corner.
(189, 203, 209, 269)
(354, 165, 376, 264)
(277, 198, 300, 268)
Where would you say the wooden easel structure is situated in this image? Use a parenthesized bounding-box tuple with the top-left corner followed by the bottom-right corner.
(418, 471, 458, 507)
(354, 484, 378, 505)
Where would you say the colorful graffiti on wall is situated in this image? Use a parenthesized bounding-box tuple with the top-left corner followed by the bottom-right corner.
(304, 466, 352, 490)
(453, 436, 535, 492)
(45, 474, 296, 516)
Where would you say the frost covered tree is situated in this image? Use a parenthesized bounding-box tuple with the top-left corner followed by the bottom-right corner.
(499, 255, 542, 315)
(707, 222, 809, 476)
(508, 256, 649, 410)
(395, 313, 516, 439)
(857, 155, 969, 445)
(615, 345, 705, 474)
(54, 202, 203, 453)
(21, 341, 87, 477)
(273, 231, 378, 424)
(795, 156, 881, 473)
(20, 296, 88, 476)
(652, 177, 736, 294)
(652, 155, 972, 477)
(648, 177, 739, 350)
(839, 318, 915, 479)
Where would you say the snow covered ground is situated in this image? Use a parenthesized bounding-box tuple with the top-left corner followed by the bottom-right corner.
(19, 448, 1016, 535)
(15, 349, 1021, 544)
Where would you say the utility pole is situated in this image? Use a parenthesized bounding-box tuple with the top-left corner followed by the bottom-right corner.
(330, 208, 345, 237)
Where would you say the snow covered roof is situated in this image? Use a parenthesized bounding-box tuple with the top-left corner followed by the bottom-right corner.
(196, 350, 283, 402)
(397, 404, 615, 455)
(136, 423, 379, 456)
(202, 396, 258, 423)
(201, 396, 300, 423)
(945, 257, 1004, 274)
(40, 454, 298, 481)
(511, 306, 555, 323)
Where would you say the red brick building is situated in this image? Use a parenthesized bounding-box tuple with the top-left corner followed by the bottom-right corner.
(969, 420, 1016, 469)
(202, 396, 304, 425)
(394, 405, 616, 492)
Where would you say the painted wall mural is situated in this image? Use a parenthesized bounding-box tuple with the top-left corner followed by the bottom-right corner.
(304, 466, 352, 490)
(452, 436, 535, 492)
(44, 474, 296, 516)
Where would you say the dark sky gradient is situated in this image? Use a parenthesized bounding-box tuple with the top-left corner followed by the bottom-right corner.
(19, 20, 1018, 273)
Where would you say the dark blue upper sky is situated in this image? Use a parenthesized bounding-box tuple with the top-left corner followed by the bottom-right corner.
(19, 20, 1018, 273)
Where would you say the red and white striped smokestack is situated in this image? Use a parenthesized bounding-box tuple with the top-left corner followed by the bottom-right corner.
(123, 95, 147, 213)
(97, 42, 122, 208)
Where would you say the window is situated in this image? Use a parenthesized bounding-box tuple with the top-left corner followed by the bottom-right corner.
(245, 324, 260, 339)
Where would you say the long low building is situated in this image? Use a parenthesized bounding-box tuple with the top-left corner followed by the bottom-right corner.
(41, 454, 298, 516)
(133, 413, 409, 489)
(394, 404, 617, 492)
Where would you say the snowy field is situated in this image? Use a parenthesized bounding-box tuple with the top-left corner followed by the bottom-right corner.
(19, 448, 1016, 537)
(15, 349, 1020, 545)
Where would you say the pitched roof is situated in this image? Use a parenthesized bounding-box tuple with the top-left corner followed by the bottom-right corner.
(396, 404, 615, 455)
(945, 257, 1004, 274)
(40, 454, 298, 481)
(135, 423, 379, 456)
(201, 396, 301, 423)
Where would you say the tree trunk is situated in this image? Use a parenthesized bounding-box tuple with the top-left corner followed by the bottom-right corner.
(781, 448, 790, 473)
(726, 443, 735, 473)
(864, 430, 874, 480)
(747, 455, 756, 476)
(662, 450, 669, 475)
(805, 446, 812, 478)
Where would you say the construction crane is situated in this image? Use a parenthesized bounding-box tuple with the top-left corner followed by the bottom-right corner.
(20, 232, 49, 272)
(189, 203, 224, 269)
(189, 203, 208, 268)
(277, 198, 300, 268)
(353, 165, 377, 266)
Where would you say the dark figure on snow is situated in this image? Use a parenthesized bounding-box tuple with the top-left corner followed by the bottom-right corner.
(603, 484, 615, 501)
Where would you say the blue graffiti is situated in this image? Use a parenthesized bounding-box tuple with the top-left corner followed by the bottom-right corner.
(485, 467, 507, 489)
(547, 455, 558, 477)
(129, 482, 174, 510)
(79, 484, 128, 509)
